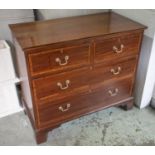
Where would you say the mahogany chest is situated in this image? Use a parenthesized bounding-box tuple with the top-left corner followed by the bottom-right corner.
(10, 12, 146, 144)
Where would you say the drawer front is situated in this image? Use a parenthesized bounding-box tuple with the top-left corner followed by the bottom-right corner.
(94, 33, 141, 64)
(28, 44, 90, 77)
(90, 57, 137, 89)
(32, 67, 90, 104)
(38, 77, 133, 127)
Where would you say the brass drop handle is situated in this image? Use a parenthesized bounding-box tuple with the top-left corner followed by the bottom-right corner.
(113, 44, 124, 53)
(108, 88, 119, 97)
(110, 66, 121, 75)
(55, 55, 69, 66)
(59, 103, 71, 112)
(57, 80, 70, 90)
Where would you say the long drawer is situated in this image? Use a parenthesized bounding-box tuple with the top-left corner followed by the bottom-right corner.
(37, 76, 133, 127)
(94, 32, 141, 64)
(32, 67, 90, 104)
(28, 43, 91, 77)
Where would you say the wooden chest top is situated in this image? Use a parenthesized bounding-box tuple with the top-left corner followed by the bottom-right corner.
(9, 12, 146, 50)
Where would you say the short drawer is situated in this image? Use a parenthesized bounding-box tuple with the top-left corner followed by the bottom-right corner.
(37, 77, 133, 127)
(94, 33, 141, 64)
(90, 57, 137, 89)
(32, 67, 90, 104)
(28, 44, 90, 77)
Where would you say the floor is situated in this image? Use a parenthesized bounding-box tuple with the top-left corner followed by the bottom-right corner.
(0, 106, 155, 146)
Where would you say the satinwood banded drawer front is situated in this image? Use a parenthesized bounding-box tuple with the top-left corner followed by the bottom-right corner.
(90, 57, 137, 89)
(94, 32, 142, 64)
(32, 67, 90, 104)
(28, 44, 91, 77)
(38, 77, 133, 127)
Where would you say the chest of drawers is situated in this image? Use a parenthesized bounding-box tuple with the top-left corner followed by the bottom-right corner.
(10, 12, 146, 144)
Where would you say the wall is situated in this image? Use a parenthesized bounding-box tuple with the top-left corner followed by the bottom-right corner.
(113, 9, 155, 39)
(36, 9, 109, 20)
(0, 9, 34, 42)
(113, 9, 155, 108)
